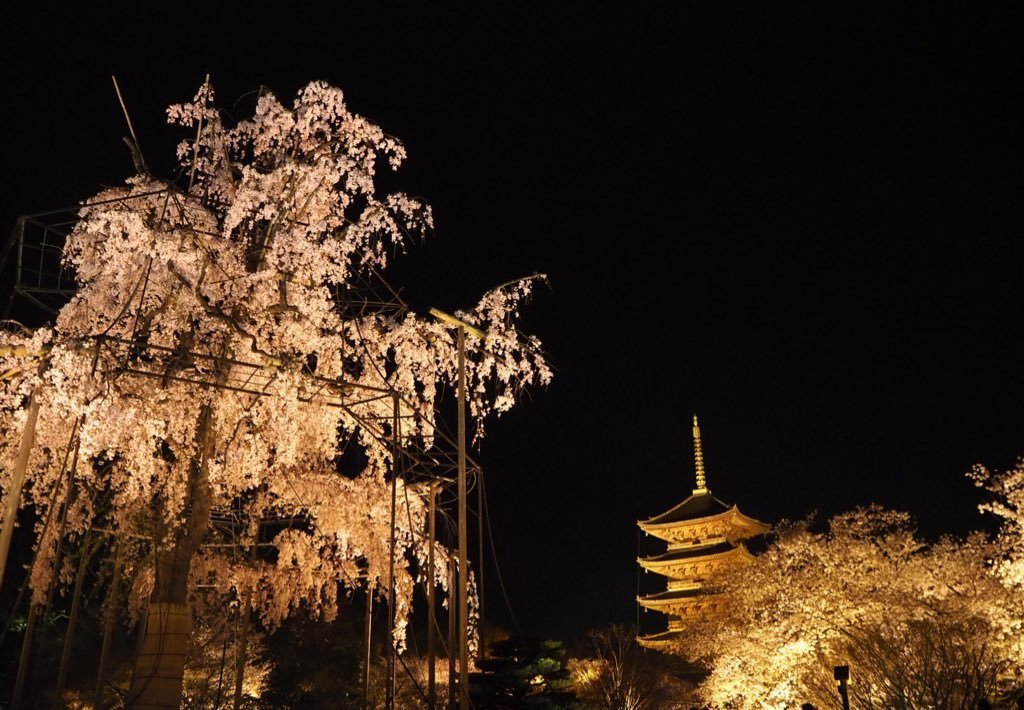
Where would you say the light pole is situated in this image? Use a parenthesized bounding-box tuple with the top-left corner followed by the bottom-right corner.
(834, 665, 850, 710)
(429, 308, 484, 710)
(426, 481, 438, 709)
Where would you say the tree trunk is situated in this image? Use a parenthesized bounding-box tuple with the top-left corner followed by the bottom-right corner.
(128, 547, 198, 708)
(128, 401, 217, 709)
(128, 599, 191, 709)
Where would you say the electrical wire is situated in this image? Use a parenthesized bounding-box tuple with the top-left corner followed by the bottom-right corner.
(479, 469, 524, 642)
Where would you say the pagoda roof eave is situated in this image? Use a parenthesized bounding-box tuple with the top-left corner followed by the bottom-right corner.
(638, 504, 770, 537)
(639, 588, 722, 603)
(639, 491, 732, 527)
(637, 542, 753, 571)
(637, 630, 684, 649)
(638, 589, 729, 613)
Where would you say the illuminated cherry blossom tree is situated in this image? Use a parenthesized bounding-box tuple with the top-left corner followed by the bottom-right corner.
(689, 506, 1024, 709)
(0, 81, 550, 706)
(973, 459, 1024, 594)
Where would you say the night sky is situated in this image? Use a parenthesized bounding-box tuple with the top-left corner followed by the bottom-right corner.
(2, 5, 1021, 642)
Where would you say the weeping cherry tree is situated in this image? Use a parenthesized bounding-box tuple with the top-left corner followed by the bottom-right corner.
(0, 80, 551, 707)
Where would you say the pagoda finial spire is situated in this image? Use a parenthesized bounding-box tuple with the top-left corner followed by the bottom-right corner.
(692, 414, 708, 495)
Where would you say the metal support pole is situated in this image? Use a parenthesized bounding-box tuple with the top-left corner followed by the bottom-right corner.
(457, 326, 469, 710)
(427, 483, 437, 709)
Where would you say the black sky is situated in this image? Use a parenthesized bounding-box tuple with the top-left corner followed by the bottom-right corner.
(2, 4, 1022, 641)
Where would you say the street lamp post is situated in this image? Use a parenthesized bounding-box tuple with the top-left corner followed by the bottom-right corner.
(426, 481, 438, 708)
(429, 308, 484, 710)
(456, 325, 468, 710)
(834, 665, 850, 710)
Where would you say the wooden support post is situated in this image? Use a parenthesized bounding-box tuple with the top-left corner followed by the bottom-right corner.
(364, 582, 374, 709)
(11, 604, 39, 709)
(0, 391, 41, 592)
(231, 545, 257, 710)
(54, 533, 94, 708)
(33, 432, 81, 691)
(230, 602, 251, 708)
(95, 543, 123, 710)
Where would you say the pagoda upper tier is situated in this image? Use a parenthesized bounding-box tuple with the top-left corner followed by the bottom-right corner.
(638, 491, 769, 545)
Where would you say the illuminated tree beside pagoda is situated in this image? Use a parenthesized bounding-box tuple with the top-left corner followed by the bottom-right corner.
(689, 506, 1024, 709)
(973, 459, 1024, 597)
(0, 80, 550, 707)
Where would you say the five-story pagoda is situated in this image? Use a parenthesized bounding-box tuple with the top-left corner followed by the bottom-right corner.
(637, 415, 769, 649)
